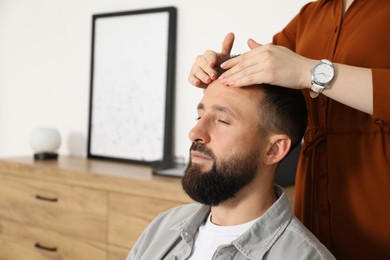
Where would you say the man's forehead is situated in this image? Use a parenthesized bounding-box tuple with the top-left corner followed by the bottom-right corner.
(199, 80, 264, 115)
(203, 80, 263, 103)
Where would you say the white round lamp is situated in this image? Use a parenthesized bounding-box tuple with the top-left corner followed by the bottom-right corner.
(29, 127, 61, 160)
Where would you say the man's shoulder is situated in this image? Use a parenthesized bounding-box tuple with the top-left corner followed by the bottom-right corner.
(269, 216, 336, 260)
(127, 203, 203, 259)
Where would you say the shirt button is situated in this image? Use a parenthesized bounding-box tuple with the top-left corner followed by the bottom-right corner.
(375, 119, 385, 125)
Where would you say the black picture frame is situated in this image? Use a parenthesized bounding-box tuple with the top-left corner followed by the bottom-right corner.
(87, 7, 177, 166)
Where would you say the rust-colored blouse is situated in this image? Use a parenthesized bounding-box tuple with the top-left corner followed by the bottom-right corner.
(273, 0, 390, 259)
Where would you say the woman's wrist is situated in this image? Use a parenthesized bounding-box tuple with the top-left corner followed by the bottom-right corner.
(301, 59, 316, 90)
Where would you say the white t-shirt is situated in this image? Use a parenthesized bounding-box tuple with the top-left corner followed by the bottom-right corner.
(188, 213, 258, 260)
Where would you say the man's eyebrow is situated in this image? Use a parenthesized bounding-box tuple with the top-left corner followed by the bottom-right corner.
(197, 102, 237, 117)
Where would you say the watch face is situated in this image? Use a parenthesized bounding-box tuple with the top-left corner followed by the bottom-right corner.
(313, 63, 334, 85)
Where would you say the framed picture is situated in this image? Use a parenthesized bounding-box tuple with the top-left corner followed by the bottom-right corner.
(87, 7, 177, 166)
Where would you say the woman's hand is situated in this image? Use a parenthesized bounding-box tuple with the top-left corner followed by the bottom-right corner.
(188, 33, 235, 88)
(219, 38, 314, 90)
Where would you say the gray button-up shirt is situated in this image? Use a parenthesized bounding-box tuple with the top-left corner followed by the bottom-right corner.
(127, 186, 335, 260)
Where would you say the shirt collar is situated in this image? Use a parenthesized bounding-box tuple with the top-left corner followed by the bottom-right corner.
(171, 203, 210, 243)
(319, 0, 333, 7)
(319, 0, 364, 8)
(172, 185, 293, 259)
(232, 185, 293, 259)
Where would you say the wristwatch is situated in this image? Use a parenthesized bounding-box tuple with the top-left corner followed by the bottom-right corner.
(310, 59, 335, 98)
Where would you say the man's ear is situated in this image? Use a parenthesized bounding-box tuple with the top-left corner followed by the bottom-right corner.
(263, 134, 291, 165)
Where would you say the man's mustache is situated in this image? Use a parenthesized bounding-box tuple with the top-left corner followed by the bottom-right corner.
(190, 142, 216, 159)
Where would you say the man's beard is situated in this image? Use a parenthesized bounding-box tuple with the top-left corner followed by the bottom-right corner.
(181, 142, 259, 206)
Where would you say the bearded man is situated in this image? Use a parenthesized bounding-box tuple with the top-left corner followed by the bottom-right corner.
(127, 58, 335, 260)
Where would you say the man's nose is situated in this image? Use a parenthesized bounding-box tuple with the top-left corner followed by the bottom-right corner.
(188, 118, 211, 144)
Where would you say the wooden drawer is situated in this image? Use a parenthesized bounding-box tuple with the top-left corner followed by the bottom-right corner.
(0, 175, 107, 243)
(108, 192, 185, 248)
(0, 219, 106, 260)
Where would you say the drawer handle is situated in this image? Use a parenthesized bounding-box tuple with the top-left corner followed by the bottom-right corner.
(35, 243, 57, 252)
(35, 195, 58, 202)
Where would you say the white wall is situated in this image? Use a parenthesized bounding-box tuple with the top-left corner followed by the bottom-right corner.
(0, 0, 311, 162)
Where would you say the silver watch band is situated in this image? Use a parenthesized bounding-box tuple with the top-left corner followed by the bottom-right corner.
(311, 82, 325, 93)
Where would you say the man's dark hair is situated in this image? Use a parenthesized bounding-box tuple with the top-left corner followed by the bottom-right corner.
(257, 85, 307, 151)
(215, 55, 307, 151)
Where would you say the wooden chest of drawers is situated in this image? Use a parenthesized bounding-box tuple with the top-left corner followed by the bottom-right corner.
(0, 157, 192, 260)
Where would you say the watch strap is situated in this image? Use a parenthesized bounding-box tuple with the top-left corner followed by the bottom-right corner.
(310, 90, 320, 98)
